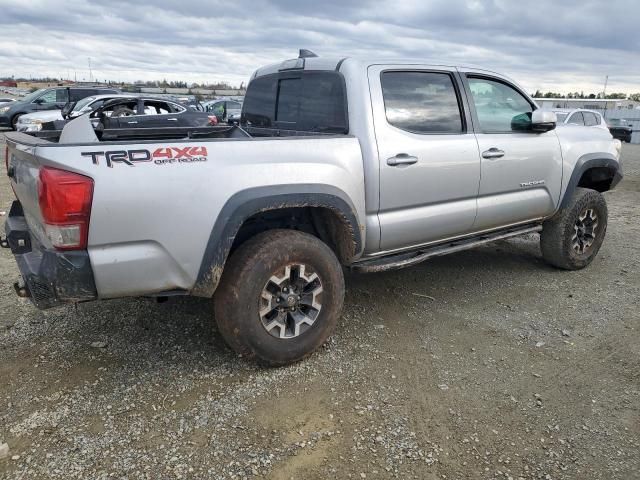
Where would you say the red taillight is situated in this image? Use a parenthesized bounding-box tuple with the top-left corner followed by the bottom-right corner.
(38, 167, 93, 250)
(208, 115, 218, 126)
(4, 145, 8, 174)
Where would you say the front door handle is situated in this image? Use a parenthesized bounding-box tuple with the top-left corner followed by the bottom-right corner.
(126, 121, 138, 124)
(387, 153, 418, 166)
(482, 148, 505, 159)
(167, 118, 178, 121)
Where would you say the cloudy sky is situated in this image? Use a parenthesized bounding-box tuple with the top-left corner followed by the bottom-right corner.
(0, 0, 638, 94)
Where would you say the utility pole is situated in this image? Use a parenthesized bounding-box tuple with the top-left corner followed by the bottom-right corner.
(88, 57, 93, 84)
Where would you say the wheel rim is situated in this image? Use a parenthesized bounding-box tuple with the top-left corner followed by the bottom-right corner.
(572, 208, 598, 254)
(259, 264, 323, 339)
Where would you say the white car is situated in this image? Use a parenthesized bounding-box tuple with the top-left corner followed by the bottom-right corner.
(551, 108, 608, 130)
(16, 94, 137, 132)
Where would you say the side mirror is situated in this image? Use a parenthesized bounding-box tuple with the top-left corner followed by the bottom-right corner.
(531, 110, 556, 133)
(33, 98, 45, 105)
(61, 101, 76, 119)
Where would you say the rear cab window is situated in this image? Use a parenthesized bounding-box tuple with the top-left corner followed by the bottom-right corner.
(242, 71, 348, 134)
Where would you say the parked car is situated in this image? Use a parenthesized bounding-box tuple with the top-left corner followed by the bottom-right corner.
(551, 108, 608, 131)
(606, 118, 633, 143)
(3, 52, 622, 366)
(16, 94, 137, 132)
(0, 86, 119, 129)
(173, 95, 205, 112)
(90, 96, 217, 131)
(204, 99, 242, 124)
(26, 96, 217, 138)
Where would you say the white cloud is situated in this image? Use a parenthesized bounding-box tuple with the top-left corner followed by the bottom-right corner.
(0, 0, 638, 93)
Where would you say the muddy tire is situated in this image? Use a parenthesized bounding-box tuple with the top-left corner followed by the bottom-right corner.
(214, 229, 345, 366)
(540, 187, 608, 270)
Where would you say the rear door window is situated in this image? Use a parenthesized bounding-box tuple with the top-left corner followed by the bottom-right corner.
(69, 89, 94, 102)
(380, 71, 463, 134)
(56, 88, 69, 103)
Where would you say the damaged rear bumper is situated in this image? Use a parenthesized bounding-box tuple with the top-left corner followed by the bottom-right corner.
(3, 201, 97, 309)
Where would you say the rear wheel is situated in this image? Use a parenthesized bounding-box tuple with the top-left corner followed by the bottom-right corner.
(214, 229, 345, 366)
(540, 187, 608, 270)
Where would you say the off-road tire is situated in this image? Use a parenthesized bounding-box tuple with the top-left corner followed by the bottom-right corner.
(214, 229, 345, 367)
(540, 187, 608, 270)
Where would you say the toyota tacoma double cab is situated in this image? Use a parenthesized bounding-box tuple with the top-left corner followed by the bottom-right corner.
(3, 51, 623, 366)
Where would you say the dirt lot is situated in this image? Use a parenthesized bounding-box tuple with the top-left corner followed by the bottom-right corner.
(0, 133, 638, 480)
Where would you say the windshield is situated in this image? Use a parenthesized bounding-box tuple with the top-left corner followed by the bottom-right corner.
(21, 88, 48, 103)
(72, 96, 97, 112)
(608, 119, 624, 126)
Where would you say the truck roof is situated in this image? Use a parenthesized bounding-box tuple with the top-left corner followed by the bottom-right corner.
(252, 55, 515, 83)
(251, 54, 527, 102)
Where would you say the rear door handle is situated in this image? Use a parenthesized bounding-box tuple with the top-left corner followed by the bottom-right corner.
(167, 118, 178, 121)
(387, 153, 418, 166)
(126, 121, 138, 124)
(482, 148, 505, 159)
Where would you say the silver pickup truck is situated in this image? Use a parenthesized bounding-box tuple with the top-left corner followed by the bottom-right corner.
(3, 51, 623, 366)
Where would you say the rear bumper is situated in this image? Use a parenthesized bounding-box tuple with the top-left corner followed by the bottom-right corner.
(3, 201, 97, 309)
(609, 129, 632, 142)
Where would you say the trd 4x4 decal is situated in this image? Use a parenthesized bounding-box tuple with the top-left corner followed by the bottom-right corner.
(81, 146, 208, 167)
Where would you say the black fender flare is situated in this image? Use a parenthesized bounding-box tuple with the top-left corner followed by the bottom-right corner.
(192, 184, 363, 297)
(559, 152, 622, 209)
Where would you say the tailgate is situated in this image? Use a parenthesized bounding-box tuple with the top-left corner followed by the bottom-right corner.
(3, 135, 97, 308)
(5, 136, 50, 247)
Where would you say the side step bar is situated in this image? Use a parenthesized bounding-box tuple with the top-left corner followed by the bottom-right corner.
(351, 225, 542, 273)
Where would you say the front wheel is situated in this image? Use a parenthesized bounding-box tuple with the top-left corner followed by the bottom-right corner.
(214, 229, 345, 366)
(540, 187, 608, 270)
(11, 114, 23, 130)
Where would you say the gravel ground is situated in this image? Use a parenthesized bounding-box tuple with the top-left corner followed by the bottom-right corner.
(0, 133, 638, 479)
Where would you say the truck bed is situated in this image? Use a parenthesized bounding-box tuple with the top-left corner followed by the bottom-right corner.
(4, 127, 365, 302)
